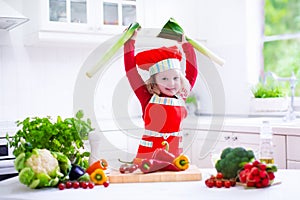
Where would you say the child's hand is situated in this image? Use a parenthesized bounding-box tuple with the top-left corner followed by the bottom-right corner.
(178, 34, 187, 44)
(124, 28, 138, 40)
(131, 30, 138, 40)
(179, 88, 189, 99)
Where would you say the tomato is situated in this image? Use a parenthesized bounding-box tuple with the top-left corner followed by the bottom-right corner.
(65, 181, 72, 189)
(215, 180, 223, 188)
(58, 183, 65, 190)
(216, 172, 223, 179)
(210, 175, 215, 179)
(103, 181, 110, 188)
(230, 179, 236, 186)
(88, 182, 95, 189)
(80, 181, 88, 189)
(73, 181, 80, 189)
(205, 179, 214, 188)
(224, 180, 231, 188)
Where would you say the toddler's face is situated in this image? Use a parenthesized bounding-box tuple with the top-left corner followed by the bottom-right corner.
(155, 69, 181, 96)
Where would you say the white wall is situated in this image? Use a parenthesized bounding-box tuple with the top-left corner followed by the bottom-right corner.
(0, 36, 92, 121)
(0, 0, 263, 122)
(140, 0, 263, 115)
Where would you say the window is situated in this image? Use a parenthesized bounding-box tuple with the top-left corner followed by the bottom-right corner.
(103, 0, 136, 26)
(48, 0, 136, 27)
(264, 0, 300, 96)
(49, 0, 87, 23)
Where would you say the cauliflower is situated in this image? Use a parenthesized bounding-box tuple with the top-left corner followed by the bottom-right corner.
(26, 149, 59, 175)
(15, 148, 71, 189)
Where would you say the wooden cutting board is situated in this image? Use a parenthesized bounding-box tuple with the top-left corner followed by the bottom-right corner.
(108, 165, 202, 183)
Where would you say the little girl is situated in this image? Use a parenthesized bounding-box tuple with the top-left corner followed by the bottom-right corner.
(124, 31, 198, 163)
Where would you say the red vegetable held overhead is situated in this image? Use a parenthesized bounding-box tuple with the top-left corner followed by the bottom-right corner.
(139, 159, 180, 173)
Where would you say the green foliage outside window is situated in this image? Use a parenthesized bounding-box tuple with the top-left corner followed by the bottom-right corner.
(264, 0, 300, 96)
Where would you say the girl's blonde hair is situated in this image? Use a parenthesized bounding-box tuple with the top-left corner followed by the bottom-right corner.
(146, 71, 191, 98)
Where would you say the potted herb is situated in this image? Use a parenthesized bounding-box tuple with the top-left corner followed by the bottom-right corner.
(251, 83, 288, 112)
(6, 110, 94, 169)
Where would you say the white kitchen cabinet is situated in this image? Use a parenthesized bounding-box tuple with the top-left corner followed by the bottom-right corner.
(287, 160, 300, 169)
(22, 0, 138, 46)
(287, 136, 300, 169)
(185, 130, 286, 169)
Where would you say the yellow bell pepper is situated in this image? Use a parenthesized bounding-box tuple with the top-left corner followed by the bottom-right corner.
(173, 154, 190, 170)
(90, 169, 107, 185)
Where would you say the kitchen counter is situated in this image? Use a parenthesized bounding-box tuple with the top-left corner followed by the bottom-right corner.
(183, 115, 300, 136)
(0, 169, 300, 200)
(97, 115, 300, 136)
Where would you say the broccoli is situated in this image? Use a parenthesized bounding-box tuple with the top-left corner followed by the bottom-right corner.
(15, 148, 71, 189)
(215, 147, 255, 179)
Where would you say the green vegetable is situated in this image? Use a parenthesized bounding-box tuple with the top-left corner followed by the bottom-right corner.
(215, 147, 255, 179)
(15, 148, 70, 189)
(86, 22, 141, 78)
(252, 82, 287, 98)
(157, 17, 225, 66)
(6, 110, 93, 169)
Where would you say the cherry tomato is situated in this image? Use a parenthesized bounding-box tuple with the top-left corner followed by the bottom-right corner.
(65, 181, 72, 189)
(80, 181, 88, 189)
(224, 180, 231, 188)
(88, 182, 95, 189)
(205, 179, 214, 188)
(215, 180, 223, 188)
(103, 181, 110, 188)
(73, 181, 80, 189)
(216, 172, 223, 179)
(58, 183, 65, 190)
(230, 179, 236, 186)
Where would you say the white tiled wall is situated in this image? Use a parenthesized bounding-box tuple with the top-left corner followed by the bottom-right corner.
(0, 43, 93, 121)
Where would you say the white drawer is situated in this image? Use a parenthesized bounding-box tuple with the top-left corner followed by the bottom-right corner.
(287, 160, 300, 169)
(287, 136, 300, 161)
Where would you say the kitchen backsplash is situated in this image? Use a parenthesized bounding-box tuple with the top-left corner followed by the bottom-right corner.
(0, 44, 94, 121)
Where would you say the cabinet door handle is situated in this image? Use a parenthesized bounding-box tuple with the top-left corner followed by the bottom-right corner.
(232, 136, 238, 141)
(224, 136, 230, 140)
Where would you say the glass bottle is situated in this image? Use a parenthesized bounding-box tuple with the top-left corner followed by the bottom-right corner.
(259, 121, 274, 164)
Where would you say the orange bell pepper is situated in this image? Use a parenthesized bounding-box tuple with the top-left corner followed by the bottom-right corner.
(86, 159, 108, 175)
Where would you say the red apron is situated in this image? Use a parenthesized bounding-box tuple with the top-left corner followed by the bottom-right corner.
(136, 94, 187, 160)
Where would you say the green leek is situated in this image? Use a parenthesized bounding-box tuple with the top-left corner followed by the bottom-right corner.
(158, 18, 225, 66)
(86, 22, 141, 78)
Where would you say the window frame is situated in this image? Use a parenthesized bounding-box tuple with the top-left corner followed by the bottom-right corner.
(262, 2, 300, 109)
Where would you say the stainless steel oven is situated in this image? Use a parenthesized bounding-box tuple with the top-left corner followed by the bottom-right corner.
(0, 121, 18, 181)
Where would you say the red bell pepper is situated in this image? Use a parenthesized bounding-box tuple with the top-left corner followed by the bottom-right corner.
(140, 159, 180, 173)
(152, 148, 176, 163)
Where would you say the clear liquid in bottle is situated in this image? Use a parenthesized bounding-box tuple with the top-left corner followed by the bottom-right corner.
(259, 121, 274, 164)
